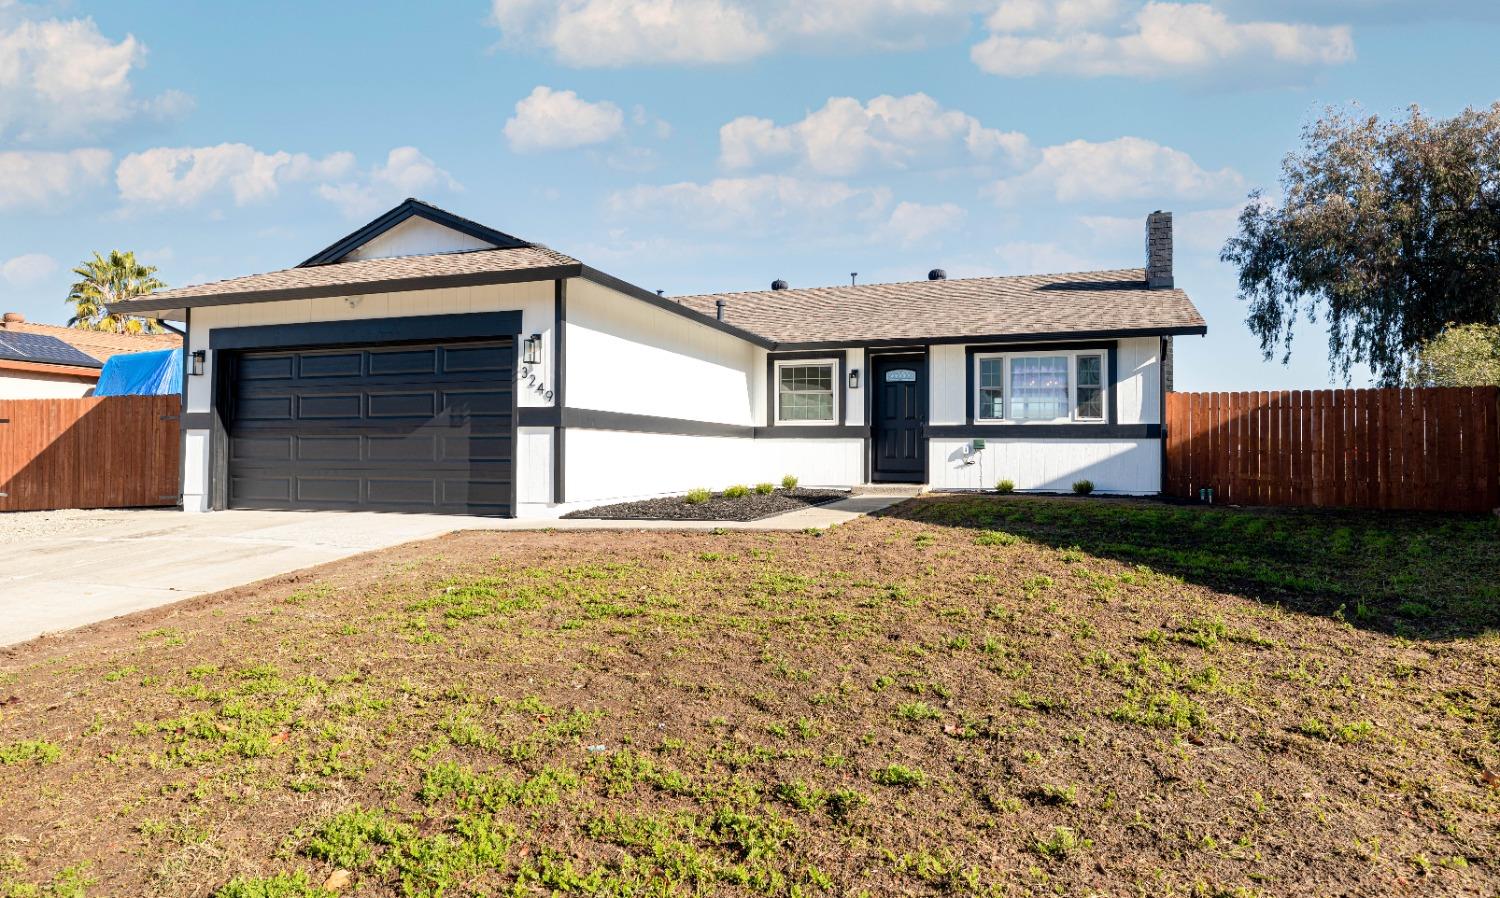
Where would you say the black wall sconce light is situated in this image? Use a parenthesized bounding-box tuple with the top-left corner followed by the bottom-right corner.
(847, 368, 860, 390)
(190, 350, 206, 376)
(522, 333, 542, 365)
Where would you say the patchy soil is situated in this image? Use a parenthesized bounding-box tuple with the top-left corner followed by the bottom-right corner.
(0, 497, 1496, 898)
(564, 488, 847, 521)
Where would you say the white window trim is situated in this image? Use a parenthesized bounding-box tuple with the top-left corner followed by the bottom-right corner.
(972, 348, 1109, 425)
(774, 358, 840, 426)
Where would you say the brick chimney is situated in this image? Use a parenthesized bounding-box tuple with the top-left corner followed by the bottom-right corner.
(1146, 211, 1173, 289)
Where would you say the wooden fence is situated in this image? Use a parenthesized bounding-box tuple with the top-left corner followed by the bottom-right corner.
(0, 395, 180, 512)
(1164, 387, 1500, 513)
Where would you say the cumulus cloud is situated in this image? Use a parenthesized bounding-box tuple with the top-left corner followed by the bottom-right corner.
(116, 144, 356, 207)
(720, 93, 1029, 176)
(972, 1, 1354, 79)
(0, 149, 112, 210)
(504, 86, 626, 153)
(316, 147, 461, 218)
(0, 14, 188, 140)
(489, 0, 987, 66)
(987, 136, 1242, 204)
(608, 175, 893, 234)
(1, 252, 58, 286)
(883, 201, 967, 245)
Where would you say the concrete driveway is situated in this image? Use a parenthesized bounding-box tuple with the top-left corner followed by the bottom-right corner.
(2, 497, 903, 646)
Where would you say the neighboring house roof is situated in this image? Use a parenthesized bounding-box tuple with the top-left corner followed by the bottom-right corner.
(0, 318, 180, 362)
(675, 269, 1205, 347)
(0, 331, 103, 370)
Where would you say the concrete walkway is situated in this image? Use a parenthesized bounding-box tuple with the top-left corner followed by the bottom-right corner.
(1, 496, 905, 647)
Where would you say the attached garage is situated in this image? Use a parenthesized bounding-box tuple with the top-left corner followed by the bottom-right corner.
(226, 340, 515, 515)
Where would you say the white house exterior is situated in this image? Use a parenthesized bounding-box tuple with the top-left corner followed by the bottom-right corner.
(0, 319, 105, 398)
(113, 200, 1205, 518)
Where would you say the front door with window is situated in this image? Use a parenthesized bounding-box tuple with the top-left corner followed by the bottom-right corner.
(871, 356, 926, 482)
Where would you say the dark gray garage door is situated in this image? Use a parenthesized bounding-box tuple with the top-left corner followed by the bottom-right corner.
(227, 340, 514, 515)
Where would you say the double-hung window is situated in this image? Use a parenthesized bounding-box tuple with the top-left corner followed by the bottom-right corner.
(973, 349, 1107, 423)
(776, 360, 838, 424)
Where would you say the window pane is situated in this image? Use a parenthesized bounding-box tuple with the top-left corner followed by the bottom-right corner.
(1010, 356, 1068, 420)
(1077, 355, 1101, 387)
(979, 388, 1004, 419)
(778, 363, 835, 422)
(979, 358, 1003, 389)
(1077, 387, 1103, 419)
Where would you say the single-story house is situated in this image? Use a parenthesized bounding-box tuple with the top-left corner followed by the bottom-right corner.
(0, 320, 104, 398)
(112, 199, 1205, 518)
(0, 312, 182, 398)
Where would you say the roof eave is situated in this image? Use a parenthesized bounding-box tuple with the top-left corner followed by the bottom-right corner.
(768, 323, 1207, 351)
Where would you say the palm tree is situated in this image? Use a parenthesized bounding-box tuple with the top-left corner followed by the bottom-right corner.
(66, 251, 168, 333)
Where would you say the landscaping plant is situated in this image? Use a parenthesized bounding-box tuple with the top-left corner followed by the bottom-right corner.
(1072, 479, 1094, 495)
(996, 479, 1015, 494)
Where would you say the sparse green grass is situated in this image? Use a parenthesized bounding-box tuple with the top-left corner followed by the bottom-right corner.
(0, 496, 1494, 897)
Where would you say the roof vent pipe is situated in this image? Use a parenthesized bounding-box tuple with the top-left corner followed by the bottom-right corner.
(771, 279, 788, 291)
(1, 311, 24, 325)
(715, 299, 726, 321)
(928, 269, 947, 281)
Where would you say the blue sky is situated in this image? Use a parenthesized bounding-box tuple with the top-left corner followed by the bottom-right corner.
(2, 0, 1496, 389)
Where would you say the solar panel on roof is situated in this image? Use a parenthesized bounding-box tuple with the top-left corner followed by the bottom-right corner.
(0, 332, 103, 368)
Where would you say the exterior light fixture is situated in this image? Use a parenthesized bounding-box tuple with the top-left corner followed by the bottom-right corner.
(190, 350, 206, 376)
(847, 368, 860, 390)
(522, 333, 542, 365)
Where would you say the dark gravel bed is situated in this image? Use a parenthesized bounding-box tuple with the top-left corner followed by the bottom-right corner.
(564, 488, 849, 522)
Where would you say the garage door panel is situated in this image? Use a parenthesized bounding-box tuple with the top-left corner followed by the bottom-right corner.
(368, 348, 438, 376)
(228, 339, 514, 516)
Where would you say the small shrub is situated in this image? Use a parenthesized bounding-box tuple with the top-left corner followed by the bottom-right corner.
(781, 474, 799, 490)
(996, 479, 1015, 494)
(723, 484, 751, 499)
(684, 488, 711, 504)
(754, 482, 775, 495)
(1072, 479, 1094, 495)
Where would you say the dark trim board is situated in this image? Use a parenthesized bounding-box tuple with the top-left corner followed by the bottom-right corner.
(927, 424, 1161, 440)
(209, 312, 523, 351)
(764, 350, 849, 429)
(553, 279, 567, 504)
(774, 325, 1205, 352)
(299, 198, 530, 267)
(964, 340, 1119, 426)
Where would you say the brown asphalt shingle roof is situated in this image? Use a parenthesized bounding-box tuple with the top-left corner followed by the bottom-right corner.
(113, 245, 581, 312)
(673, 268, 1204, 345)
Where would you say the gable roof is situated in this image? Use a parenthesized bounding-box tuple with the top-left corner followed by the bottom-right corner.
(1, 319, 180, 362)
(673, 269, 1205, 348)
(0, 331, 103, 370)
(298, 198, 531, 267)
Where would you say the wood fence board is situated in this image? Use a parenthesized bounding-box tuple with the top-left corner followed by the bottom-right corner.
(1164, 387, 1499, 513)
(0, 395, 180, 513)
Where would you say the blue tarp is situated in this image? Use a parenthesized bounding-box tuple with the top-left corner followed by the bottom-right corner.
(92, 348, 182, 396)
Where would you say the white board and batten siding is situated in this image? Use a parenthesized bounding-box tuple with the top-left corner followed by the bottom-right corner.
(926, 336, 1164, 495)
(181, 279, 557, 513)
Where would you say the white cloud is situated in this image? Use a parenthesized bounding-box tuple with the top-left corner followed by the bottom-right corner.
(0, 149, 112, 210)
(972, 1, 1354, 79)
(992, 240, 1095, 275)
(988, 136, 1242, 204)
(504, 86, 626, 153)
(0, 14, 188, 140)
(608, 175, 893, 234)
(1, 252, 57, 286)
(317, 147, 460, 218)
(489, 0, 987, 66)
(720, 94, 1029, 177)
(1081, 204, 1244, 254)
(116, 144, 356, 207)
(884, 201, 966, 245)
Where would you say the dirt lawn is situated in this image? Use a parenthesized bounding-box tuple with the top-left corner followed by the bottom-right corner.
(0, 497, 1496, 898)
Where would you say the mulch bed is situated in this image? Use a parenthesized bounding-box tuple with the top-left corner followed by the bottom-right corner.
(563, 487, 848, 521)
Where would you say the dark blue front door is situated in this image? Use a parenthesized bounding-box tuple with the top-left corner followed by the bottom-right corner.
(872, 356, 925, 482)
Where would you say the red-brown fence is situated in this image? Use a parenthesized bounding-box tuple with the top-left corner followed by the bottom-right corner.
(0, 395, 180, 512)
(1164, 387, 1500, 513)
